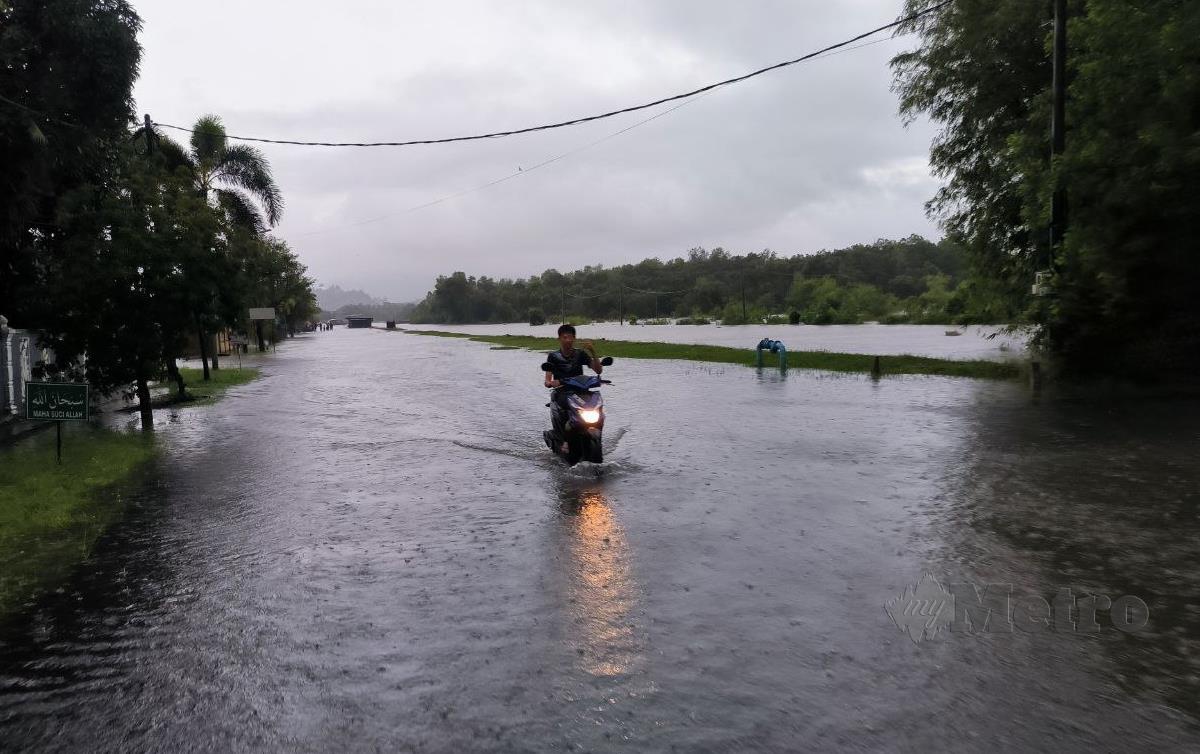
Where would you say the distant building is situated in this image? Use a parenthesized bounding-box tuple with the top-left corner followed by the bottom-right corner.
(346, 315, 373, 329)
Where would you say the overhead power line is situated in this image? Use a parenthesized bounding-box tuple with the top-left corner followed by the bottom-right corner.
(295, 91, 710, 237)
(0, 93, 88, 131)
(622, 284, 691, 296)
(293, 33, 902, 237)
(565, 289, 607, 300)
(151, 0, 953, 149)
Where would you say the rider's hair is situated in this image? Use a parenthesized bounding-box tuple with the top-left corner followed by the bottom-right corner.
(557, 324, 576, 336)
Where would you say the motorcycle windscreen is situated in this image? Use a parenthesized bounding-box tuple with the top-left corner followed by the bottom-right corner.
(567, 393, 603, 410)
(563, 375, 601, 390)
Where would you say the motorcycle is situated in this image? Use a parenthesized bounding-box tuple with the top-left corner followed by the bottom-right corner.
(541, 356, 614, 466)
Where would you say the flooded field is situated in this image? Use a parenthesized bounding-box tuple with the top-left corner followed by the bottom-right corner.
(1, 328, 1196, 752)
(402, 322, 1029, 362)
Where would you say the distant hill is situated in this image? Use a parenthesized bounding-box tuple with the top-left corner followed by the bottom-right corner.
(314, 284, 382, 311)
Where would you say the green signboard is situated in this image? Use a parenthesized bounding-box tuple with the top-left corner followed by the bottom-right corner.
(25, 382, 90, 422)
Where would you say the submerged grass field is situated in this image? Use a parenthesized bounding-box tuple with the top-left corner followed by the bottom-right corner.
(0, 366, 261, 620)
(0, 426, 156, 618)
(400, 329, 1021, 380)
(174, 366, 260, 404)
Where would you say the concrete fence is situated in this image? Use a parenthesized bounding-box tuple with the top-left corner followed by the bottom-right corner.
(0, 315, 39, 420)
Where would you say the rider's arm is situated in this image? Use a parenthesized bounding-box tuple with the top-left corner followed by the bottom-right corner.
(544, 371, 559, 388)
(581, 341, 602, 374)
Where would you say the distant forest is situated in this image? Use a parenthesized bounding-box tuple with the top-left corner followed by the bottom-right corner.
(409, 236, 1022, 326)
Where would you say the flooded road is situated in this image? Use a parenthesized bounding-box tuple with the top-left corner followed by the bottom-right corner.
(1, 329, 1197, 752)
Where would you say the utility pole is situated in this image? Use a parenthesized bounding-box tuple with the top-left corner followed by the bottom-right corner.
(619, 288, 624, 325)
(144, 114, 155, 153)
(1048, 0, 1068, 271)
(560, 289, 566, 324)
(740, 269, 747, 322)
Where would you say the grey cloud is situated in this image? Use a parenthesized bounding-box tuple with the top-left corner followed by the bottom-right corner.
(134, 0, 940, 301)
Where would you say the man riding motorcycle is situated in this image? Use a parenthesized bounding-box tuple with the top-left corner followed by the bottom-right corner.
(543, 324, 603, 455)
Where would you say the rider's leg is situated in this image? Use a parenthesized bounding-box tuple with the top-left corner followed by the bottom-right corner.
(551, 389, 570, 454)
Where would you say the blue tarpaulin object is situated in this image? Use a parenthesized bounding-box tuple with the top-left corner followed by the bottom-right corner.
(755, 338, 787, 370)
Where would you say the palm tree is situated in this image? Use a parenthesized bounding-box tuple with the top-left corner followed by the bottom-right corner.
(137, 115, 284, 378)
(177, 115, 283, 233)
(136, 114, 283, 231)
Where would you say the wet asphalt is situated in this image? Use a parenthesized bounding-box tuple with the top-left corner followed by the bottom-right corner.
(1, 328, 1198, 753)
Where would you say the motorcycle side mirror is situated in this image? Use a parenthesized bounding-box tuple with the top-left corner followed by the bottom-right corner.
(600, 356, 614, 366)
(540, 362, 553, 371)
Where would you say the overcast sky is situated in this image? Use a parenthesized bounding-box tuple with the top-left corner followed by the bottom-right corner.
(132, 0, 941, 302)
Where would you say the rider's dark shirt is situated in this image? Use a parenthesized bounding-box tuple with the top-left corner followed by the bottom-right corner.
(546, 348, 591, 381)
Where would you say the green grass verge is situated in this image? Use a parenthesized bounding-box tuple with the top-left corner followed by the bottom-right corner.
(0, 426, 157, 618)
(0, 367, 257, 619)
(400, 329, 1020, 380)
(174, 366, 260, 405)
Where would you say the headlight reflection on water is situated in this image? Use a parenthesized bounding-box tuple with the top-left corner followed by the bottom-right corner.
(561, 485, 640, 678)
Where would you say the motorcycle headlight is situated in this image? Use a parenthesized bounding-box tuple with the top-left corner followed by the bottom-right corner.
(579, 408, 602, 424)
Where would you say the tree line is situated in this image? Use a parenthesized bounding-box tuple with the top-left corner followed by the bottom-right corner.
(409, 236, 1019, 326)
(1, 0, 317, 429)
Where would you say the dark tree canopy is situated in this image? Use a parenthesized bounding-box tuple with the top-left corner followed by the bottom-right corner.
(0, 2, 314, 426)
(0, 0, 142, 320)
(893, 0, 1200, 378)
(39, 147, 221, 394)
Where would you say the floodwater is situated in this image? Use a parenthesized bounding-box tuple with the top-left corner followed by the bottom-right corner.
(402, 322, 1029, 361)
(1, 329, 1198, 753)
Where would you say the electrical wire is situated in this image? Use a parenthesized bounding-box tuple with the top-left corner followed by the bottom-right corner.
(0, 93, 89, 131)
(621, 283, 691, 296)
(1, 17, 925, 250)
(294, 92, 708, 237)
(1, 6, 938, 150)
(150, 1, 952, 149)
(294, 33, 905, 237)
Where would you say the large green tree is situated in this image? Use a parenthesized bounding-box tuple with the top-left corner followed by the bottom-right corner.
(893, 0, 1200, 377)
(0, 0, 141, 322)
(241, 236, 318, 339)
(138, 115, 284, 376)
(2, 4, 312, 425)
(39, 138, 311, 429)
(40, 145, 224, 429)
(1046, 0, 1200, 375)
(891, 0, 1050, 316)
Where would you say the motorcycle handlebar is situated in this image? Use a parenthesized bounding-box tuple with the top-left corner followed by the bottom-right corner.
(546, 379, 613, 388)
